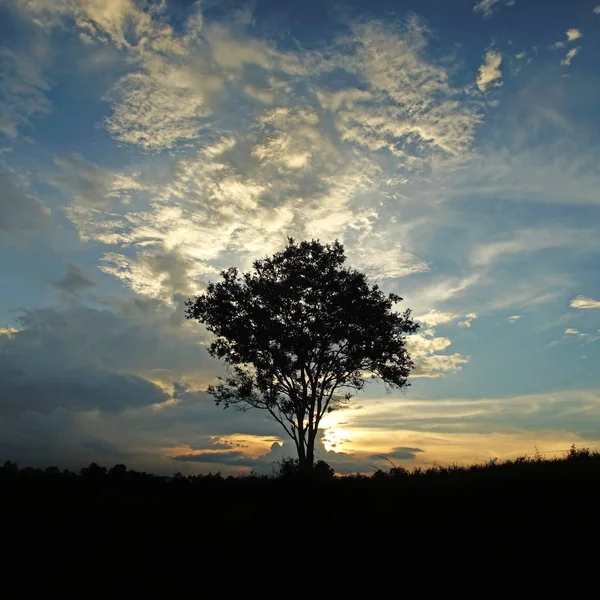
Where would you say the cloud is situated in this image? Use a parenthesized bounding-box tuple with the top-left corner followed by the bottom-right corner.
(52, 263, 97, 295)
(173, 450, 256, 466)
(566, 29, 583, 42)
(473, 0, 515, 18)
(1, 308, 172, 416)
(369, 446, 424, 461)
(0, 326, 19, 337)
(415, 310, 458, 326)
(100, 246, 206, 305)
(507, 315, 521, 323)
(458, 313, 477, 328)
(0, 48, 51, 138)
(570, 296, 600, 310)
(320, 389, 600, 467)
(595, 6, 600, 15)
(49, 153, 141, 209)
(9, 6, 482, 312)
(561, 47, 580, 67)
(1, 301, 220, 391)
(345, 225, 430, 280)
(407, 333, 469, 378)
(0, 171, 51, 237)
(428, 95, 600, 205)
(328, 17, 481, 164)
(477, 50, 503, 92)
(470, 228, 600, 267)
(472, 272, 571, 313)
(104, 54, 224, 151)
(0, 408, 133, 470)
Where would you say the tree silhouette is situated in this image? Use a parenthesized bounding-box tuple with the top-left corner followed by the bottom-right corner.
(185, 238, 419, 471)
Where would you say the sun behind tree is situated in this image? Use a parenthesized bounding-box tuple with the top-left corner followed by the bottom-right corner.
(185, 238, 419, 472)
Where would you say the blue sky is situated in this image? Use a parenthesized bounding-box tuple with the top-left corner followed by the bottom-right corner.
(1, 0, 600, 474)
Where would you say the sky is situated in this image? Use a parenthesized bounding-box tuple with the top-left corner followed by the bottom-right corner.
(1, 0, 600, 475)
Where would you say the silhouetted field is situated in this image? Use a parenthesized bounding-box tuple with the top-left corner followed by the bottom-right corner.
(3, 446, 599, 571)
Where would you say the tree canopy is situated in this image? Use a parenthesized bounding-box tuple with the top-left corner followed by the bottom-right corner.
(185, 238, 419, 470)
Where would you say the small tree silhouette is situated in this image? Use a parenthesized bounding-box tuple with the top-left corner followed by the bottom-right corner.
(185, 238, 419, 471)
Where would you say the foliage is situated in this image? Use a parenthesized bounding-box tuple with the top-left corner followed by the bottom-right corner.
(185, 238, 419, 469)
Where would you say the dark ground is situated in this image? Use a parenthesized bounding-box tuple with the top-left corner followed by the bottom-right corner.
(2, 448, 599, 584)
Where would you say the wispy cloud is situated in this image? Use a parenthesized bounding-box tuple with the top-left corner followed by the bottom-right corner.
(473, 0, 515, 19)
(507, 315, 521, 323)
(561, 47, 580, 67)
(0, 170, 51, 237)
(20, 8, 482, 308)
(470, 227, 600, 267)
(0, 49, 51, 139)
(476, 50, 503, 92)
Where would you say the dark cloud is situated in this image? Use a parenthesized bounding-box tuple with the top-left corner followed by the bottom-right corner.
(189, 437, 235, 451)
(0, 409, 130, 470)
(369, 446, 424, 461)
(52, 263, 97, 295)
(0, 171, 51, 236)
(0, 362, 168, 416)
(173, 450, 256, 466)
(7, 302, 217, 380)
(49, 153, 119, 208)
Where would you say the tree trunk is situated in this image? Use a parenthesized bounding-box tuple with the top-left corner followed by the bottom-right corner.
(306, 430, 316, 470)
(296, 431, 306, 466)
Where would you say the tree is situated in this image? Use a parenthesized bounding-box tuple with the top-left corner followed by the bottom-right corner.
(185, 238, 419, 471)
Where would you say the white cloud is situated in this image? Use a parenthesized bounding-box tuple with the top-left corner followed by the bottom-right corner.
(100, 246, 205, 305)
(323, 17, 482, 165)
(415, 310, 458, 326)
(345, 223, 430, 280)
(477, 50, 503, 92)
(561, 47, 580, 67)
(458, 313, 477, 328)
(49, 11, 484, 303)
(416, 274, 481, 307)
(0, 326, 19, 337)
(507, 315, 521, 323)
(570, 296, 600, 310)
(566, 29, 583, 42)
(105, 56, 224, 151)
(595, 6, 600, 15)
(407, 333, 469, 378)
